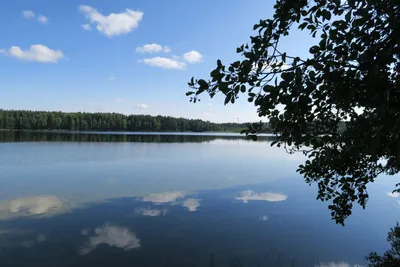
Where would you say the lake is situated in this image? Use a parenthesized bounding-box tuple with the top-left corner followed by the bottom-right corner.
(0, 131, 398, 267)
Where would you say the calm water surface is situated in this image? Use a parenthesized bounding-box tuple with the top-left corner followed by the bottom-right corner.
(0, 131, 398, 267)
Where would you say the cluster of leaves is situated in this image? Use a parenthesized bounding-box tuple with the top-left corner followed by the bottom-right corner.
(366, 223, 400, 266)
(188, 0, 400, 224)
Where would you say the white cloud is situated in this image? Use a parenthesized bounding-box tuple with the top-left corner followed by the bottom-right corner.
(182, 198, 200, 212)
(80, 225, 140, 255)
(82, 24, 92, 31)
(236, 190, 287, 203)
(23, 10, 35, 19)
(207, 103, 213, 107)
(135, 104, 148, 110)
(203, 112, 214, 117)
(138, 208, 167, 216)
(22, 10, 48, 24)
(386, 192, 400, 198)
(79, 5, 143, 37)
(260, 215, 269, 221)
(109, 76, 116, 81)
(114, 98, 125, 103)
(5, 45, 64, 63)
(142, 57, 186, 70)
(183, 51, 202, 63)
(37, 15, 48, 24)
(8, 196, 62, 215)
(142, 191, 185, 204)
(315, 262, 363, 267)
(136, 44, 171, 54)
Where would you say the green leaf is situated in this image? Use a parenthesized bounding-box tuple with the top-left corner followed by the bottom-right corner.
(309, 45, 320, 54)
(322, 10, 331, 21)
(186, 91, 194, 96)
(281, 72, 294, 81)
(295, 68, 302, 80)
(198, 79, 209, 89)
(271, 140, 279, 146)
(299, 22, 308, 30)
(282, 52, 287, 63)
(219, 82, 228, 93)
(224, 95, 231, 105)
(345, 11, 352, 22)
(309, 70, 316, 81)
(263, 85, 275, 92)
(232, 61, 240, 68)
(188, 77, 195, 86)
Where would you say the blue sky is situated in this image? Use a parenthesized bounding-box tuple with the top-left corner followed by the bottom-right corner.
(0, 0, 313, 122)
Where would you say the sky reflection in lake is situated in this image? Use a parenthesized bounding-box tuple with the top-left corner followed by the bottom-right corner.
(0, 132, 398, 266)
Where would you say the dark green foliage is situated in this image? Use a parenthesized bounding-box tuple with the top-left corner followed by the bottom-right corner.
(187, 0, 400, 224)
(0, 109, 271, 133)
(366, 223, 400, 266)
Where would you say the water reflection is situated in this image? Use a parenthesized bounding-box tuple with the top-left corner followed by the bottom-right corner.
(236, 190, 288, 203)
(21, 234, 47, 248)
(182, 198, 200, 211)
(0, 131, 276, 143)
(0, 184, 389, 266)
(142, 191, 186, 204)
(0, 132, 396, 266)
(79, 225, 140, 255)
(0, 196, 62, 218)
(315, 263, 362, 267)
(137, 208, 168, 217)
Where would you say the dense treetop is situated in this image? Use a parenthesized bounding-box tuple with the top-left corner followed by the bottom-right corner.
(188, 0, 400, 224)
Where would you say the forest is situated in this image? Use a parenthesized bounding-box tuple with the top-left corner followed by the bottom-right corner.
(0, 110, 270, 133)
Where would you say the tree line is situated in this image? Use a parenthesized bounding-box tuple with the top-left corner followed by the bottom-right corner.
(0, 110, 271, 133)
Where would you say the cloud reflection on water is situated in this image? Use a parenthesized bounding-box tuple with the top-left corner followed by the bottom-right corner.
(20, 234, 47, 248)
(80, 225, 140, 255)
(316, 262, 363, 267)
(137, 208, 168, 216)
(182, 198, 200, 211)
(0, 196, 62, 217)
(236, 190, 287, 203)
(142, 191, 185, 204)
